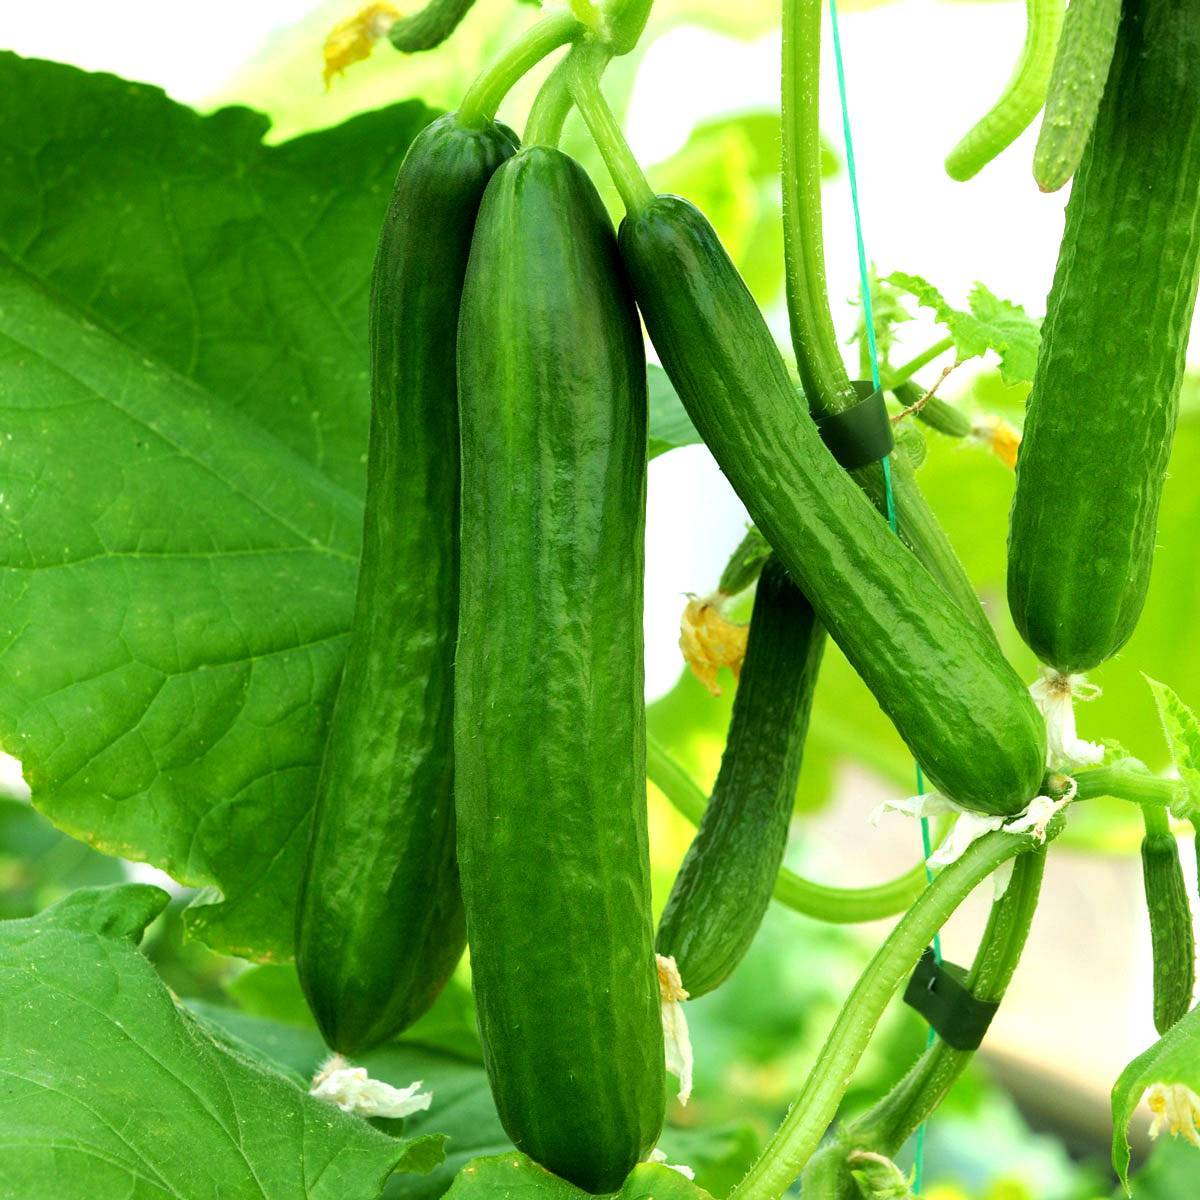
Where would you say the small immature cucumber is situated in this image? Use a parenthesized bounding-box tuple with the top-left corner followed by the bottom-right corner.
(657, 557, 825, 997)
(891, 380, 972, 441)
(1141, 832, 1195, 1034)
(389, 0, 477, 53)
(1032, 0, 1121, 192)
(456, 146, 664, 1194)
(619, 196, 1047, 817)
(1007, 0, 1200, 673)
(295, 114, 516, 1055)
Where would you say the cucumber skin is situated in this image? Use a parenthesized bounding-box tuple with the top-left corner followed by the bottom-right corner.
(619, 198, 1046, 817)
(657, 557, 826, 997)
(1033, 0, 1121, 192)
(1141, 833, 1195, 1035)
(1008, 0, 1200, 673)
(294, 115, 516, 1056)
(456, 147, 664, 1194)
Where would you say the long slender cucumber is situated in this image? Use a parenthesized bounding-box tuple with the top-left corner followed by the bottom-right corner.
(456, 146, 665, 1194)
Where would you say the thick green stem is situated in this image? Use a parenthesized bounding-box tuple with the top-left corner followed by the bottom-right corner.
(781, 0, 857, 415)
(604, 0, 654, 53)
(1073, 762, 1183, 809)
(729, 826, 1056, 1200)
(1142, 801, 1172, 839)
(569, 50, 654, 212)
(847, 851, 1044, 1157)
(525, 48, 593, 146)
(801, 852, 1046, 1199)
(457, 13, 583, 128)
(646, 736, 938, 925)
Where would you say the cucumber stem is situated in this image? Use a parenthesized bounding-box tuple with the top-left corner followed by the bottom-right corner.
(1142, 801, 1172, 839)
(1073, 763, 1183, 810)
(647, 736, 944, 925)
(457, 12, 584, 128)
(569, 51, 654, 213)
(604, 0, 654, 54)
(885, 336, 955, 388)
(729, 822, 1061, 1200)
(781, 0, 858, 416)
(804, 850, 1047, 1194)
(525, 50, 588, 147)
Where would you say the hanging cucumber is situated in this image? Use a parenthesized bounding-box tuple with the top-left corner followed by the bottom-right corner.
(945, 0, 1064, 181)
(657, 557, 826, 997)
(1140, 815, 1195, 1035)
(295, 114, 516, 1055)
(1032, 0, 1121, 191)
(1007, 0, 1200, 673)
(455, 145, 664, 1194)
(618, 196, 1046, 817)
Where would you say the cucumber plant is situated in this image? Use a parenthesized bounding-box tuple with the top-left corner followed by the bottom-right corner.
(6, 0, 1200, 1198)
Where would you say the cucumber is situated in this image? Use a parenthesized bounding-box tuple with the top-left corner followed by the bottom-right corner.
(1033, 0, 1121, 192)
(1141, 831, 1195, 1034)
(619, 197, 1047, 817)
(657, 556, 826, 997)
(944, 0, 1064, 181)
(389, 0, 477, 52)
(1007, 0, 1200, 673)
(294, 114, 516, 1056)
(455, 145, 664, 1193)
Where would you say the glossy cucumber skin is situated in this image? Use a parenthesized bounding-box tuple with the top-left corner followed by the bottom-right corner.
(295, 115, 516, 1055)
(620, 197, 1046, 816)
(1141, 833, 1195, 1034)
(1008, 0, 1200, 673)
(657, 557, 826, 996)
(456, 147, 664, 1194)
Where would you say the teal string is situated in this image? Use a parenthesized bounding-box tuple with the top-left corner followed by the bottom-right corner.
(827, 0, 936, 1190)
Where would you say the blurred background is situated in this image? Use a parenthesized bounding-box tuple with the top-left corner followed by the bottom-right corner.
(2, 1, 1199, 1196)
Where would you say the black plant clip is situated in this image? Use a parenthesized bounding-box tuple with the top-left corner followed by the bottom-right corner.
(815, 380, 894, 470)
(903, 948, 1000, 1051)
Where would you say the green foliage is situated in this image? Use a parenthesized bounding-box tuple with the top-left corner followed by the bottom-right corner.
(442, 1154, 713, 1200)
(1144, 678, 1200, 820)
(0, 885, 444, 1199)
(885, 273, 1041, 384)
(0, 796, 124, 919)
(648, 365, 703, 458)
(1111, 1003, 1200, 1187)
(0, 52, 439, 961)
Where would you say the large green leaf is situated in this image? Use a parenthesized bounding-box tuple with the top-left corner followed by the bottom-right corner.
(191, 1002, 507, 1200)
(0, 885, 444, 1199)
(0, 52, 433, 494)
(0, 54, 436, 960)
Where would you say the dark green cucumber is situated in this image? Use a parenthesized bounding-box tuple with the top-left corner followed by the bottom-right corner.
(1141, 831, 1195, 1034)
(456, 146, 664, 1194)
(1008, 0, 1200, 673)
(295, 114, 516, 1055)
(388, 0, 477, 52)
(1033, 0, 1121, 192)
(657, 556, 825, 997)
(619, 197, 1046, 816)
